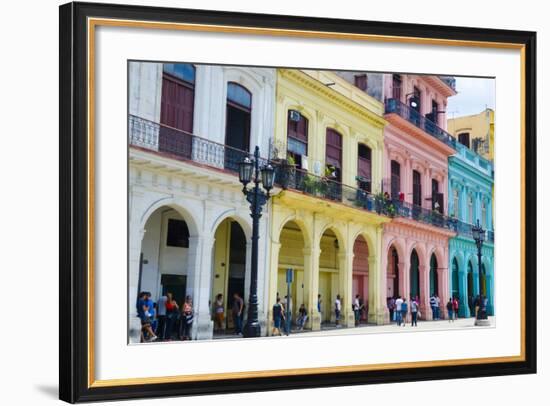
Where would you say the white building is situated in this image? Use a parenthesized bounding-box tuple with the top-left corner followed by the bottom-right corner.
(128, 61, 276, 342)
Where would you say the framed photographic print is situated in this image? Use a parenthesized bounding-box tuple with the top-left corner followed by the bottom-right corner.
(59, 1, 537, 403)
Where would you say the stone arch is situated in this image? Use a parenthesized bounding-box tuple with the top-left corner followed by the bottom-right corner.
(139, 197, 200, 238)
(209, 208, 252, 241)
(316, 222, 347, 254)
(275, 213, 312, 249)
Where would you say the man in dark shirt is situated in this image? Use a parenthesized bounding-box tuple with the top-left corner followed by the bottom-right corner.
(232, 293, 244, 335)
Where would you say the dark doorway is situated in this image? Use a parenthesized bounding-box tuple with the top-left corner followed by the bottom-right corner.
(392, 74, 402, 101)
(161, 274, 187, 307)
(451, 257, 460, 300)
(430, 253, 438, 296)
(227, 221, 246, 329)
(357, 143, 372, 193)
(225, 83, 251, 172)
(410, 249, 420, 300)
(390, 247, 399, 297)
(391, 160, 401, 199)
(458, 132, 471, 148)
(467, 261, 474, 315)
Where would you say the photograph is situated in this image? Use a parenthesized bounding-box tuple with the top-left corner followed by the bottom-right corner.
(128, 62, 496, 343)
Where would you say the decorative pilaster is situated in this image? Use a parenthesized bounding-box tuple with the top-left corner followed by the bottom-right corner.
(304, 246, 321, 331)
(338, 250, 355, 328)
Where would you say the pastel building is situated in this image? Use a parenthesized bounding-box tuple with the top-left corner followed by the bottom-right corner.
(268, 69, 389, 332)
(447, 133, 495, 317)
(128, 61, 276, 341)
(447, 108, 495, 161)
(380, 73, 459, 319)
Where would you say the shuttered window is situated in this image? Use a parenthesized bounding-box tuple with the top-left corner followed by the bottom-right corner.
(357, 143, 372, 192)
(287, 110, 308, 158)
(413, 170, 422, 206)
(326, 128, 343, 178)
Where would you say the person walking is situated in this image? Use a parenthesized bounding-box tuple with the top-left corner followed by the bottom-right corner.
(410, 298, 419, 327)
(232, 292, 244, 335)
(435, 294, 441, 320)
(388, 297, 396, 323)
(334, 295, 342, 328)
(452, 296, 459, 320)
(401, 298, 408, 326)
(213, 293, 225, 334)
(447, 298, 454, 322)
(272, 298, 284, 336)
(180, 295, 194, 340)
(317, 294, 323, 325)
(156, 293, 168, 340)
(430, 294, 437, 321)
(353, 294, 361, 326)
(137, 292, 157, 342)
(164, 292, 178, 340)
(395, 296, 403, 326)
(297, 304, 308, 331)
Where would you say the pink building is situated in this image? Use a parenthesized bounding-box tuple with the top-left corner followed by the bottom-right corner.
(381, 73, 457, 320)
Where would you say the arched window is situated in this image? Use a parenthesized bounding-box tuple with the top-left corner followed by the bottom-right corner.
(287, 110, 308, 169)
(357, 143, 372, 193)
(225, 82, 252, 171)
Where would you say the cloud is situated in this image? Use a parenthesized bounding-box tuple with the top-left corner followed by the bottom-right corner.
(446, 77, 495, 118)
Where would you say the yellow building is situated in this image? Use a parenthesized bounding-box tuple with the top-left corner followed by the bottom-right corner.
(447, 108, 494, 161)
(267, 69, 389, 333)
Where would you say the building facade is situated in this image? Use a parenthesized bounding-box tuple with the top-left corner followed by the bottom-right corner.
(268, 69, 389, 332)
(447, 141, 495, 317)
(128, 62, 276, 341)
(380, 73, 458, 319)
(447, 108, 494, 161)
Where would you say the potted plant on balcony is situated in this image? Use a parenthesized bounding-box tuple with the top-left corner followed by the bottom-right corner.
(303, 174, 325, 197)
(278, 155, 296, 190)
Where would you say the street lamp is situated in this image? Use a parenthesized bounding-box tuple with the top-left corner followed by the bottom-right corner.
(238, 146, 275, 338)
(472, 219, 489, 325)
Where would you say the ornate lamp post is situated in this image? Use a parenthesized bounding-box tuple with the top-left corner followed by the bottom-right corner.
(238, 146, 275, 338)
(472, 219, 490, 326)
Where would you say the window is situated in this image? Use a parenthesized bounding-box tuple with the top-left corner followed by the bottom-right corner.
(166, 219, 190, 248)
(159, 63, 196, 156)
(227, 82, 252, 109)
(225, 83, 252, 171)
(426, 99, 439, 124)
(392, 74, 402, 101)
(354, 74, 368, 91)
(391, 160, 401, 199)
(432, 179, 443, 213)
(413, 170, 422, 206)
(287, 110, 308, 168)
(357, 143, 372, 192)
(481, 201, 487, 228)
(412, 86, 422, 112)
(453, 189, 460, 218)
(458, 132, 470, 148)
(326, 128, 343, 181)
(468, 195, 474, 224)
(163, 63, 195, 84)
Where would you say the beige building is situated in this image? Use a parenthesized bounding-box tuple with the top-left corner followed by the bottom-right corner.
(447, 108, 494, 161)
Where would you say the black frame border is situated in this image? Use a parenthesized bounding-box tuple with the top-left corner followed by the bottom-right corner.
(59, 1, 537, 403)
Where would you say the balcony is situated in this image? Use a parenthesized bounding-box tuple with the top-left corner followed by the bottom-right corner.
(453, 218, 495, 243)
(453, 141, 493, 177)
(385, 98, 456, 149)
(129, 115, 266, 174)
(439, 76, 457, 91)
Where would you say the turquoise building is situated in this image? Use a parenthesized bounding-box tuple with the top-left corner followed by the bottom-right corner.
(448, 142, 494, 317)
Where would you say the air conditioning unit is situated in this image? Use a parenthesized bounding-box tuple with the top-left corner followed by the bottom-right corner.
(289, 110, 301, 122)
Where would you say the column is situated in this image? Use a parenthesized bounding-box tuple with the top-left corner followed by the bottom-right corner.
(401, 249, 411, 301)
(243, 241, 253, 325)
(424, 168, 432, 210)
(458, 270, 469, 317)
(128, 227, 145, 344)
(266, 241, 281, 336)
(186, 236, 215, 340)
(403, 159, 412, 204)
(438, 265, 450, 320)
(419, 263, 431, 320)
(368, 226, 389, 324)
(338, 249, 355, 328)
(304, 246, 321, 330)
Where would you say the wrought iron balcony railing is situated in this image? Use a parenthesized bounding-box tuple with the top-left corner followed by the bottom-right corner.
(385, 98, 457, 149)
(129, 114, 266, 174)
(439, 76, 457, 91)
(452, 218, 495, 243)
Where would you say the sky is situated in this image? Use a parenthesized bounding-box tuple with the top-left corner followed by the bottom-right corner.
(446, 76, 495, 118)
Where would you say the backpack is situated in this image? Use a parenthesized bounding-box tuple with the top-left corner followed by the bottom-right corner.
(401, 302, 408, 312)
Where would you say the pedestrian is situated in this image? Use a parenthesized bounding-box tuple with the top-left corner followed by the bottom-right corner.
(430, 294, 437, 320)
(297, 304, 308, 330)
(156, 293, 168, 340)
(232, 292, 244, 335)
(452, 296, 459, 320)
(335, 294, 342, 328)
(165, 292, 179, 340)
(388, 296, 396, 322)
(435, 294, 441, 320)
(410, 298, 419, 326)
(447, 299, 454, 322)
(137, 292, 157, 342)
(395, 296, 403, 326)
(272, 298, 284, 336)
(317, 294, 323, 324)
(401, 298, 408, 326)
(353, 294, 361, 326)
(180, 295, 194, 340)
(213, 293, 225, 333)
(474, 295, 480, 318)
(282, 295, 292, 333)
